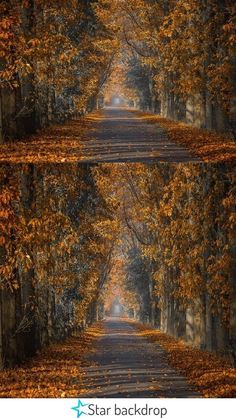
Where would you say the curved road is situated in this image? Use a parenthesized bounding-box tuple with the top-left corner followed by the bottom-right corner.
(79, 319, 199, 398)
(81, 108, 200, 163)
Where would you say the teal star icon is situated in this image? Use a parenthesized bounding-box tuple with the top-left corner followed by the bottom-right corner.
(71, 400, 89, 418)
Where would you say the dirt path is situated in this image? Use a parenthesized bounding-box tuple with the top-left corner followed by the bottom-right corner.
(82, 108, 201, 163)
(79, 318, 200, 398)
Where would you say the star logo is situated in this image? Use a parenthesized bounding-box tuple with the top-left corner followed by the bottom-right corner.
(71, 400, 89, 418)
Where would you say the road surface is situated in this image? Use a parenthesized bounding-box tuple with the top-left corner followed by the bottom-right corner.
(79, 319, 200, 398)
(81, 108, 200, 163)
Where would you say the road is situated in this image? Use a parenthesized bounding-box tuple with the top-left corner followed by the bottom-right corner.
(0, 107, 201, 163)
(82, 108, 200, 163)
(79, 319, 200, 398)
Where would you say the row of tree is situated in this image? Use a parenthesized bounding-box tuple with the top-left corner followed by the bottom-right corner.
(0, 0, 115, 142)
(99, 0, 236, 133)
(0, 163, 116, 367)
(94, 163, 236, 361)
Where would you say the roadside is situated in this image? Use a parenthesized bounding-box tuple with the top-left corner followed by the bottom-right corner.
(135, 322, 236, 398)
(0, 325, 98, 398)
(133, 111, 236, 163)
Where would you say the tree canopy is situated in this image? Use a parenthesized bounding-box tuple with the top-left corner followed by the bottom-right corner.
(0, 0, 235, 141)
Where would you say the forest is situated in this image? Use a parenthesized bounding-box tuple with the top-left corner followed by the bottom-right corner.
(0, 0, 235, 143)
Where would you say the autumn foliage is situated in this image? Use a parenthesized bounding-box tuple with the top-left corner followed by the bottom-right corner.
(97, 0, 236, 133)
(1, 162, 235, 366)
(93, 163, 235, 331)
(1, 0, 235, 143)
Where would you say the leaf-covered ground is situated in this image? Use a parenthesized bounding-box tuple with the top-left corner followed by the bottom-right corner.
(0, 326, 99, 398)
(0, 120, 90, 163)
(135, 111, 236, 163)
(135, 323, 236, 398)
